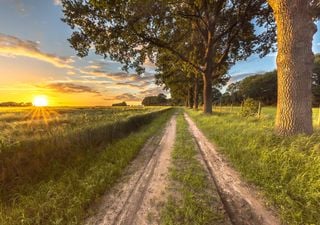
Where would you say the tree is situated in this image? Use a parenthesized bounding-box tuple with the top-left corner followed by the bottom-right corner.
(312, 54, 320, 106)
(267, 0, 319, 135)
(112, 101, 127, 106)
(141, 94, 168, 106)
(212, 88, 222, 103)
(62, 0, 275, 114)
(238, 71, 277, 105)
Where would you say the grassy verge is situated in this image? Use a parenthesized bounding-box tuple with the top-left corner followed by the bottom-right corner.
(161, 113, 228, 225)
(0, 109, 174, 225)
(0, 108, 171, 198)
(187, 108, 320, 225)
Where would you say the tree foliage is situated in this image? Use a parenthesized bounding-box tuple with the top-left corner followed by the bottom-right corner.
(142, 93, 168, 106)
(62, 0, 276, 113)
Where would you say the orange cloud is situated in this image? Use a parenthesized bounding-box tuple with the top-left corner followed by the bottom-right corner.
(0, 33, 73, 68)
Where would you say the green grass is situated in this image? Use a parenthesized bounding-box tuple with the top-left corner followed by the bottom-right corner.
(0, 108, 173, 225)
(187, 107, 320, 225)
(161, 112, 228, 225)
(0, 106, 166, 146)
(0, 107, 170, 196)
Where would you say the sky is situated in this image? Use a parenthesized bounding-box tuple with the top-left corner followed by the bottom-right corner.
(0, 0, 319, 106)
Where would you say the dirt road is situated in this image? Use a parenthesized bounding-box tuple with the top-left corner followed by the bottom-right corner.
(86, 113, 280, 225)
(86, 115, 176, 225)
(184, 113, 280, 225)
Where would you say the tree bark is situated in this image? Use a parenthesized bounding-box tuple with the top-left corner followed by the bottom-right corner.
(268, 0, 316, 135)
(203, 71, 213, 113)
(187, 88, 191, 108)
(193, 76, 199, 110)
(185, 96, 188, 107)
(188, 87, 193, 109)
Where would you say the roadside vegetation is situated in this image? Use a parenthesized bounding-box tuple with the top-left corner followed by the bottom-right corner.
(161, 113, 229, 225)
(0, 107, 173, 225)
(187, 107, 320, 225)
(0, 107, 168, 191)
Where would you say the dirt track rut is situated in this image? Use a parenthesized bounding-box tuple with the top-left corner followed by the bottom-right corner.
(86, 115, 176, 225)
(86, 113, 280, 225)
(184, 113, 280, 225)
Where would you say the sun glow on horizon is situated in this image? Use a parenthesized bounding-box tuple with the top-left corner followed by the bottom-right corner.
(33, 95, 49, 107)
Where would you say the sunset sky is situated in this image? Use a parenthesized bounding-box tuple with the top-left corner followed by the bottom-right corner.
(1, 0, 320, 106)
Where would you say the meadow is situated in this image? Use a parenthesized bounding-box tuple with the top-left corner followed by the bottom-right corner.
(187, 106, 320, 225)
(0, 106, 173, 225)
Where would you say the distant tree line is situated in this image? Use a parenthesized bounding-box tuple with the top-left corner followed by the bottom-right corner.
(142, 94, 170, 106)
(0, 102, 32, 107)
(217, 54, 320, 106)
(112, 102, 127, 106)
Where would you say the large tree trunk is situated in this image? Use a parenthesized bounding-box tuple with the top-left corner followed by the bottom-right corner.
(268, 0, 316, 135)
(193, 76, 199, 110)
(188, 87, 193, 109)
(187, 88, 191, 108)
(203, 71, 213, 114)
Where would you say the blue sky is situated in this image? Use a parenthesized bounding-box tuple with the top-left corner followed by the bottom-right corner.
(0, 0, 319, 105)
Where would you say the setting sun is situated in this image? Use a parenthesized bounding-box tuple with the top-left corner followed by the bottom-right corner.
(33, 95, 49, 107)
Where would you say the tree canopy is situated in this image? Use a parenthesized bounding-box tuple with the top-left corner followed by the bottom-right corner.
(62, 0, 276, 113)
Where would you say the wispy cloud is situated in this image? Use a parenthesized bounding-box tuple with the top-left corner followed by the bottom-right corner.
(0, 33, 73, 68)
(113, 93, 141, 101)
(53, 0, 62, 6)
(228, 71, 266, 84)
(139, 87, 165, 97)
(79, 68, 155, 90)
(42, 82, 100, 94)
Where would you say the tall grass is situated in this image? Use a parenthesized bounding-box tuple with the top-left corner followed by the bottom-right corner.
(0, 108, 174, 225)
(187, 108, 320, 225)
(0, 107, 170, 195)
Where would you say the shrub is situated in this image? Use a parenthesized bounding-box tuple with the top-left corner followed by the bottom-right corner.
(240, 98, 259, 117)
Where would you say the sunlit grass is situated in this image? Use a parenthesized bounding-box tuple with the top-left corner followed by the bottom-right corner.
(0, 107, 171, 201)
(0, 108, 174, 225)
(187, 107, 320, 225)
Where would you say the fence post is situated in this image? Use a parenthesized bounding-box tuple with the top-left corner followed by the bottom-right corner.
(257, 101, 261, 118)
(230, 104, 233, 113)
(219, 99, 222, 112)
(318, 105, 320, 126)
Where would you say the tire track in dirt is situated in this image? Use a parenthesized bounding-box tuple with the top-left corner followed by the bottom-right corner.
(85, 115, 176, 225)
(184, 113, 280, 225)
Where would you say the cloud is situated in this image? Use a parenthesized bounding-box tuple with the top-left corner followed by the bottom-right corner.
(317, 42, 320, 46)
(53, 0, 62, 6)
(79, 68, 155, 90)
(43, 82, 100, 94)
(139, 87, 166, 96)
(228, 71, 266, 84)
(80, 66, 155, 81)
(0, 33, 73, 68)
(113, 93, 141, 102)
(67, 71, 76, 75)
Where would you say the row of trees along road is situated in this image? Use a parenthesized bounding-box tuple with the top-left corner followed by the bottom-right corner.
(61, 0, 319, 136)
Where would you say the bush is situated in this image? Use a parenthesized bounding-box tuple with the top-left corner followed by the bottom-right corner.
(240, 98, 259, 117)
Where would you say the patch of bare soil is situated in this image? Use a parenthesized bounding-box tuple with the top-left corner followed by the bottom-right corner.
(184, 113, 280, 225)
(85, 115, 176, 225)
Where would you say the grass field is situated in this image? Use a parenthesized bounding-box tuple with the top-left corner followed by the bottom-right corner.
(187, 106, 320, 225)
(0, 106, 173, 225)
